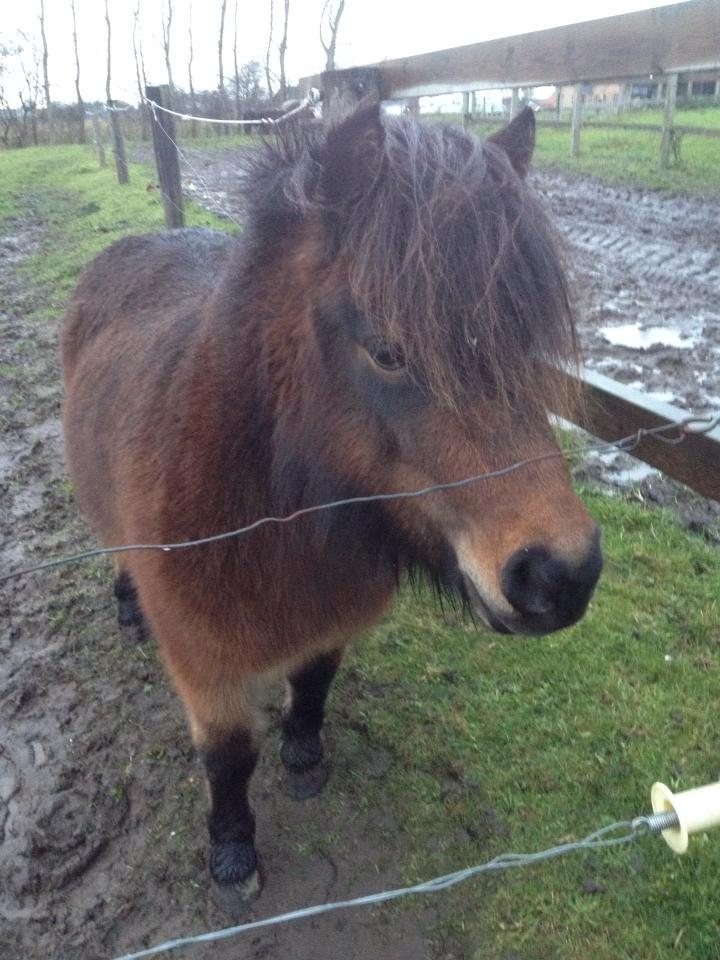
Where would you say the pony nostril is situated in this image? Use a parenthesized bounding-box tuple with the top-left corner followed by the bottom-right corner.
(501, 539, 603, 625)
(501, 546, 558, 617)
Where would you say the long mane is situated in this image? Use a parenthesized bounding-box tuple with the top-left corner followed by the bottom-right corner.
(242, 111, 579, 416)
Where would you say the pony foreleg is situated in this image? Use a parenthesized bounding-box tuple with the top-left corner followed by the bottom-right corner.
(281, 648, 344, 800)
(201, 728, 261, 900)
(113, 567, 147, 642)
(177, 677, 265, 906)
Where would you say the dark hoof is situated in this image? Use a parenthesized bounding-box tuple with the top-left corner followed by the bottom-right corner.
(284, 760, 330, 800)
(210, 840, 258, 885)
(212, 870, 263, 919)
(210, 841, 262, 914)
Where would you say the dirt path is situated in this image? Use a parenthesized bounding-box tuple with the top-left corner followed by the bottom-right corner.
(1, 162, 718, 960)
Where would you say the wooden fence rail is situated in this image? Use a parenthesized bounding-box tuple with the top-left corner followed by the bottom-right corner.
(554, 369, 720, 503)
(301, 0, 720, 163)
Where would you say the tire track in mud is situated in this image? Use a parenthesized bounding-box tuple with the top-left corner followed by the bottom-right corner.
(533, 172, 720, 418)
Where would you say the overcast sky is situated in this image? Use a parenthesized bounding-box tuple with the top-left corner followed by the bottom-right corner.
(0, 0, 684, 106)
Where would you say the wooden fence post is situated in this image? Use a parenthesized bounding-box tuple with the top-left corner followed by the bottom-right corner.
(570, 83, 584, 157)
(320, 67, 382, 123)
(462, 91, 470, 128)
(107, 102, 129, 184)
(660, 72, 678, 167)
(146, 84, 184, 229)
(91, 112, 106, 167)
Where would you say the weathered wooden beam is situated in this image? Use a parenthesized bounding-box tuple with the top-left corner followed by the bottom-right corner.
(107, 102, 129, 185)
(320, 67, 382, 122)
(309, 0, 720, 98)
(551, 368, 720, 503)
(660, 72, 679, 167)
(570, 83, 583, 157)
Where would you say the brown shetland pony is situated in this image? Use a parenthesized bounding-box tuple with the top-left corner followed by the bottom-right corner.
(62, 105, 602, 904)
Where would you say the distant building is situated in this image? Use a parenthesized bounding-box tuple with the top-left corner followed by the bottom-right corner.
(553, 71, 720, 112)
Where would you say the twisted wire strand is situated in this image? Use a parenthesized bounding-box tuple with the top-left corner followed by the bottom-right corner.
(1, 415, 717, 586)
(111, 818, 643, 960)
(141, 94, 314, 127)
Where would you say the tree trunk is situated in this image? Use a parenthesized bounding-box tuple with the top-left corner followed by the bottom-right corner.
(162, 0, 174, 91)
(70, 0, 85, 143)
(265, 0, 275, 100)
(133, 2, 150, 140)
(188, 2, 198, 137)
(233, 0, 241, 120)
(320, 0, 346, 73)
(39, 0, 53, 142)
(278, 0, 290, 101)
(218, 0, 227, 120)
(104, 0, 112, 105)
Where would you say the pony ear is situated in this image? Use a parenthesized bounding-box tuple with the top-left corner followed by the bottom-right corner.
(487, 107, 536, 178)
(321, 101, 384, 205)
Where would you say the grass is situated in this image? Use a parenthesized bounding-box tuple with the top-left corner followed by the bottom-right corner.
(533, 124, 720, 196)
(2, 144, 719, 959)
(0, 141, 239, 316)
(582, 105, 720, 129)
(337, 491, 720, 959)
(431, 105, 720, 195)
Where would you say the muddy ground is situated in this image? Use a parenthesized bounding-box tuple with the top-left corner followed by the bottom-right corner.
(1, 157, 719, 960)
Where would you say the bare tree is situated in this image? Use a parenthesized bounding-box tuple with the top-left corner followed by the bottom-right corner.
(218, 0, 227, 118)
(237, 61, 264, 106)
(70, 0, 85, 143)
(187, 1, 198, 136)
(232, 0, 240, 119)
(104, 0, 129, 183)
(104, 0, 112, 104)
(265, 0, 275, 100)
(161, 0, 174, 90)
(320, 0, 346, 72)
(132, 2, 149, 139)
(278, 0, 290, 101)
(39, 0, 53, 141)
(16, 34, 41, 146)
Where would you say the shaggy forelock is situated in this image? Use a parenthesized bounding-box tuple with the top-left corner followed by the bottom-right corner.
(243, 113, 579, 414)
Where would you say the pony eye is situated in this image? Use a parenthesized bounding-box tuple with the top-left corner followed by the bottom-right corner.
(367, 341, 406, 373)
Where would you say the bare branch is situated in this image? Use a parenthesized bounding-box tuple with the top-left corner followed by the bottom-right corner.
(218, 0, 227, 116)
(265, 0, 275, 100)
(70, 0, 85, 142)
(278, 0, 289, 100)
(104, 0, 112, 104)
(320, 0, 346, 72)
(39, 0, 53, 140)
(161, 0, 174, 89)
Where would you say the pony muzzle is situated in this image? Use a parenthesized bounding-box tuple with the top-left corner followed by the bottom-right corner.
(458, 531, 603, 636)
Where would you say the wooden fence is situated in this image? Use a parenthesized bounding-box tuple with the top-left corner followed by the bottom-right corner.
(301, 0, 720, 165)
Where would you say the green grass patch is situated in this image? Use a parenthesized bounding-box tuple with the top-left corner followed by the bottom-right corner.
(426, 107, 720, 195)
(583, 105, 720, 129)
(0, 142, 241, 317)
(533, 123, 720, 196)
(2, 142, 719, 958)
(339, 491, 719, 959)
